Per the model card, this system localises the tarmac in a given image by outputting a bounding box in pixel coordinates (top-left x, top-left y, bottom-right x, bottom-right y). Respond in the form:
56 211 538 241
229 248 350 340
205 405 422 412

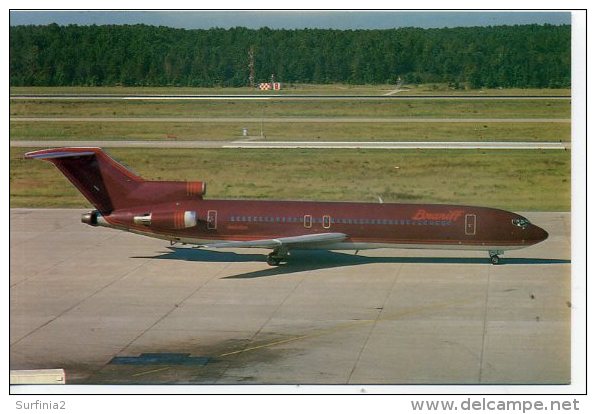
10 208 571 385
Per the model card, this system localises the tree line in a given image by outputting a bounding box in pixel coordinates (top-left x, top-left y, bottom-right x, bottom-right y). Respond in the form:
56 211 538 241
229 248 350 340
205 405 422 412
9 23 571 88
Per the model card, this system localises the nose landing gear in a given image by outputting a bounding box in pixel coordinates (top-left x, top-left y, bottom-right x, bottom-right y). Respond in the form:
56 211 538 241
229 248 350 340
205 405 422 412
489 250 504 265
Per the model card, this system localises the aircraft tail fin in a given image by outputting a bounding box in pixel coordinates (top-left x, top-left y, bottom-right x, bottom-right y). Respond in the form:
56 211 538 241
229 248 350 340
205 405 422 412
25 147 143 214
26 147 207 214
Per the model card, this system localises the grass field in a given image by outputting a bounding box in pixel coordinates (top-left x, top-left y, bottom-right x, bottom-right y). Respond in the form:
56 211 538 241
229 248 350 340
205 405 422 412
10 97 571 143
10 147 571 211
10 99 571 119
9 121 570 142
9 84 572 96
9 86 572 211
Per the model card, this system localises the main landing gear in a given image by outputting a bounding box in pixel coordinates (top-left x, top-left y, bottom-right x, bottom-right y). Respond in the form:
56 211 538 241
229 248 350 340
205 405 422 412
489 250 504 265
267 246 289 266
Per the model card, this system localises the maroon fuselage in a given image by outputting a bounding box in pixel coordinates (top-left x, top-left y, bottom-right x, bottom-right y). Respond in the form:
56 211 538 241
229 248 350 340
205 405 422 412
102 199 548 251
26 147 548 254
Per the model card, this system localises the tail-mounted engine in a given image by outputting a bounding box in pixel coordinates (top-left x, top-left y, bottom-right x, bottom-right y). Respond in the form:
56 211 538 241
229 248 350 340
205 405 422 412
129 181 207 204
81 210 99 226
133 211 198 230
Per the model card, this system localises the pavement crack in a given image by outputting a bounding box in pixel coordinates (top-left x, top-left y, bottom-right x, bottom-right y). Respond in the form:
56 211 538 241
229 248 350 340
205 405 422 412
113 261 232 360
347 263 403 384
215 267 309 383
478 266 492 383
11 259 148 346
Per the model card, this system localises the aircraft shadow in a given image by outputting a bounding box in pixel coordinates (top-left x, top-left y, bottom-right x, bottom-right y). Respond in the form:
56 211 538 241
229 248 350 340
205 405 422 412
134 248 570 279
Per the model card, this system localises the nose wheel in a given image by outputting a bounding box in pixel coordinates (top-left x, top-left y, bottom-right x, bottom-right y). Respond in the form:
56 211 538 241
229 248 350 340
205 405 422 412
267 247 289 266
489 250 504 265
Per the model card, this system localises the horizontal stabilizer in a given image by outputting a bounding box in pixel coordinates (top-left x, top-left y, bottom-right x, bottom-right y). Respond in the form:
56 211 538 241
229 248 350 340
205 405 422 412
25 149 97 160
203 232 347 249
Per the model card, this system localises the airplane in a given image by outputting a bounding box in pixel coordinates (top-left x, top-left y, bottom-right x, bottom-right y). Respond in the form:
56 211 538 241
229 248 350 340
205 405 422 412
25 147 549 266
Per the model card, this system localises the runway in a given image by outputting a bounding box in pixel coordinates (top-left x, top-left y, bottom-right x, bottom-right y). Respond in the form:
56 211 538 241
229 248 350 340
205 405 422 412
10 140 570 150
223 141 569 150
10 208 571 386
10 116 570 123
10 94 571 101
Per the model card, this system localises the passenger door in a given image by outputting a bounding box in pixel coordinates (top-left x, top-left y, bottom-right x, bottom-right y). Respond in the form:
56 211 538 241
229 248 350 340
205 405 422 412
465 214 476 235
207 210 217 230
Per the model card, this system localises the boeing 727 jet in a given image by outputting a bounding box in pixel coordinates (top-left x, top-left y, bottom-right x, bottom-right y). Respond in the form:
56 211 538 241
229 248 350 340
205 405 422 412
26 147 548 265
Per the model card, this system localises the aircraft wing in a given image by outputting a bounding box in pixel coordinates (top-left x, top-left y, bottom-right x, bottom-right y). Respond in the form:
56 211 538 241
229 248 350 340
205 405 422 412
202 232 347 249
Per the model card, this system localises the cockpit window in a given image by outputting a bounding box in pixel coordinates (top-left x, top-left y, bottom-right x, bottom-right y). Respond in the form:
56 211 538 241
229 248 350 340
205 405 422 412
512 218 531 229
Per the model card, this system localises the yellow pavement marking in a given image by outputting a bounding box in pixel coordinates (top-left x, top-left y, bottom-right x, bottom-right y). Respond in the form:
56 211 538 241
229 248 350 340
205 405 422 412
131 366 171 377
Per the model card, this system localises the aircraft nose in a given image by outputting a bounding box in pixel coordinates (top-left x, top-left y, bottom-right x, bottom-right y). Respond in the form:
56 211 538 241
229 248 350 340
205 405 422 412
532 225 549 243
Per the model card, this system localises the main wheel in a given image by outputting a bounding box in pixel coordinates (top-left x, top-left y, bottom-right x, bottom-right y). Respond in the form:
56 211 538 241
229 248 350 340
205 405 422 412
267 255 281 266
490 255 500 265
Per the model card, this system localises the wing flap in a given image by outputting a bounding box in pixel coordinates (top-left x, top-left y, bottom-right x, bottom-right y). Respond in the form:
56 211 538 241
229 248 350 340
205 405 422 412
203 232 347 249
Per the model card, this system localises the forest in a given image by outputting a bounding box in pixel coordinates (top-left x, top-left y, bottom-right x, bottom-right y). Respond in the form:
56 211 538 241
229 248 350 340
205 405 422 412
9 23 571 88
